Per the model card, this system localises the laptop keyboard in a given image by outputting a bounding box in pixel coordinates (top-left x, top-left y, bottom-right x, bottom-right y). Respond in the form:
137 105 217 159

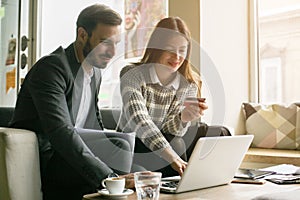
161 180 179 188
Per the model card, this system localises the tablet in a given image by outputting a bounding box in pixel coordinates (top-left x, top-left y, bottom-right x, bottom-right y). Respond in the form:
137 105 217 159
234 168 274 179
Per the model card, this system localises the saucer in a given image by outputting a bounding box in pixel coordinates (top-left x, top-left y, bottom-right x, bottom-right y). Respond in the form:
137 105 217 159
98 189 134 198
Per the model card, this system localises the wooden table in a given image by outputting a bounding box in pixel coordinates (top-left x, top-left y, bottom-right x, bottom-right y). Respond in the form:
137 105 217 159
83 181 300 200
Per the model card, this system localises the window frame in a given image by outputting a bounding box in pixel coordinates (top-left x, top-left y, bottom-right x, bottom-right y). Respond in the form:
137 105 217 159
249 0 260 103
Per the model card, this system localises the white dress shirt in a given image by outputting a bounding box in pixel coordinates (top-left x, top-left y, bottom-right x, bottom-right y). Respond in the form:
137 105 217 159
75 65 94 128
149 65 180 90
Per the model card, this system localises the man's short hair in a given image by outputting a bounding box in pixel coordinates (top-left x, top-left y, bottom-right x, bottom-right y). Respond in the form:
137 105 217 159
77 4 122 36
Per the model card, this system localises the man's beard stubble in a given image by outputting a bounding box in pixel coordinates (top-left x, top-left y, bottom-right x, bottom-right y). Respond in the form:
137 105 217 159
82 40 108 69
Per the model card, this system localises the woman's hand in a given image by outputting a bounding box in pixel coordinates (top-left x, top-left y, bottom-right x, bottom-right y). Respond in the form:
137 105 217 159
181 100 208 123
161 147 187 176
171 157 188 176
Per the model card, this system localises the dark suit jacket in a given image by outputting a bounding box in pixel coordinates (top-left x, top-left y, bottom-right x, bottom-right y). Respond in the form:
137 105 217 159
10 43 113 188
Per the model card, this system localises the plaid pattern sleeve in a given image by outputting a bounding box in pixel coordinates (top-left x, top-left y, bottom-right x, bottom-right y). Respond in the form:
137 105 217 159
161 82 198 136
119 65 197 152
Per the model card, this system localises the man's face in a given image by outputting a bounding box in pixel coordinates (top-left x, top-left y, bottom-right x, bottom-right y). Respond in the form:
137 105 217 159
83 24 121 69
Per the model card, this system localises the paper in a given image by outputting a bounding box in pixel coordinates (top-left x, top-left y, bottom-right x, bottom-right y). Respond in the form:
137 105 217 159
6 68 16 93
261 164 300 175
5 38 17 65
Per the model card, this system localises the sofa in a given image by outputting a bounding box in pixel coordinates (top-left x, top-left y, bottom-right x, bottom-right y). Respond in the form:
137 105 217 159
0 107 230 200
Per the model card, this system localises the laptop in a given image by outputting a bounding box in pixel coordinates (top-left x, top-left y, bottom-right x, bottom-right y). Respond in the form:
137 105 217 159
160 135 254 193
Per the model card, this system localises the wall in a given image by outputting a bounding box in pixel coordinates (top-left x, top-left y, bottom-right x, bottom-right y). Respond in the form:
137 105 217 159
169 0 200 43
200 0 249 134
154 0 250 134
0 0 18 106
169 0 201 91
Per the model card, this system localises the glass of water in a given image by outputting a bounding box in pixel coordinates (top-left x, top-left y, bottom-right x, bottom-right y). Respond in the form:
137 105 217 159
134 171 162 200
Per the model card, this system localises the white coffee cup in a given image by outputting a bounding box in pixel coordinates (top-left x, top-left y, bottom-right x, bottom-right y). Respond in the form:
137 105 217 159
101 177 125 194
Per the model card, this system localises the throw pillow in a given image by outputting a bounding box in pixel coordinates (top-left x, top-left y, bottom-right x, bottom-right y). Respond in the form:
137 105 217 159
242 103 300 150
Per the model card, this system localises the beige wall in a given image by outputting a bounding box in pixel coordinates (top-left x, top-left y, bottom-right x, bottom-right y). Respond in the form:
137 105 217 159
170 0 249 134
169 0 201 73
201 0 249 134
169 0 200 43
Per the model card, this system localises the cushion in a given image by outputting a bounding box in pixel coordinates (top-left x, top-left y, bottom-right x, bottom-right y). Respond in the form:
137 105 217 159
242 103 300 150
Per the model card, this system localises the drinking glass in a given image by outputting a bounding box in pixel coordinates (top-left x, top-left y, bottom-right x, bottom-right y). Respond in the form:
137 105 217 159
134 172 162 200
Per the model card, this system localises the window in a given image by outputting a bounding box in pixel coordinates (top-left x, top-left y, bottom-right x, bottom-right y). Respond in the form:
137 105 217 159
260 57 282 103
250 0 300 104
38 0 169 109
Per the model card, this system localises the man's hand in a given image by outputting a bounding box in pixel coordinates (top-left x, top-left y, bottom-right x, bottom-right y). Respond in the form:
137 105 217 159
119 173 135 189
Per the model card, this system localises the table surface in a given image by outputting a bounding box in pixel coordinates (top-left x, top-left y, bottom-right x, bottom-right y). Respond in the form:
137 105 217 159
83 181 300 200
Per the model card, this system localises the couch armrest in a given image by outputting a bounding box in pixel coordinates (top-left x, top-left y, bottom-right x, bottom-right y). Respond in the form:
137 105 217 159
0 128 42 200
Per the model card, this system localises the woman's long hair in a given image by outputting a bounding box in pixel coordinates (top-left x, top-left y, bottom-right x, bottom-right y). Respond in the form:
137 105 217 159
136 17 201 95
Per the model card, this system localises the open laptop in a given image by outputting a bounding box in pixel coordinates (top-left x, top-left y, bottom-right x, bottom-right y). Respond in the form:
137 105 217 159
160 135 254 193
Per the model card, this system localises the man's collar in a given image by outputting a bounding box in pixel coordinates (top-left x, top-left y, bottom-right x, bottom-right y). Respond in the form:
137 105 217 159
73 42 81 64
73 42 94 78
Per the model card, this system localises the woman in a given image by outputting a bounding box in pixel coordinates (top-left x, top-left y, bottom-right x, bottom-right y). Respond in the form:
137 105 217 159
118 17 208 176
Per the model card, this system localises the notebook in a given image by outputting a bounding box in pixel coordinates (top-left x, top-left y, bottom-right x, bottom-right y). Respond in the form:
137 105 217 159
160 135 254 193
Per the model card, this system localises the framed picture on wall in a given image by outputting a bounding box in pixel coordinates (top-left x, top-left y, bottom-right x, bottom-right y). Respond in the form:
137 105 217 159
124 0 168 60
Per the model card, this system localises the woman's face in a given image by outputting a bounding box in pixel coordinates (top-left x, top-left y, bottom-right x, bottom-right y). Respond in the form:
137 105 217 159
157 35 188 73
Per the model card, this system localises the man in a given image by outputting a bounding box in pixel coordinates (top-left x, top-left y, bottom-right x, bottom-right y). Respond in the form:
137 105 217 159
10 4 134 200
